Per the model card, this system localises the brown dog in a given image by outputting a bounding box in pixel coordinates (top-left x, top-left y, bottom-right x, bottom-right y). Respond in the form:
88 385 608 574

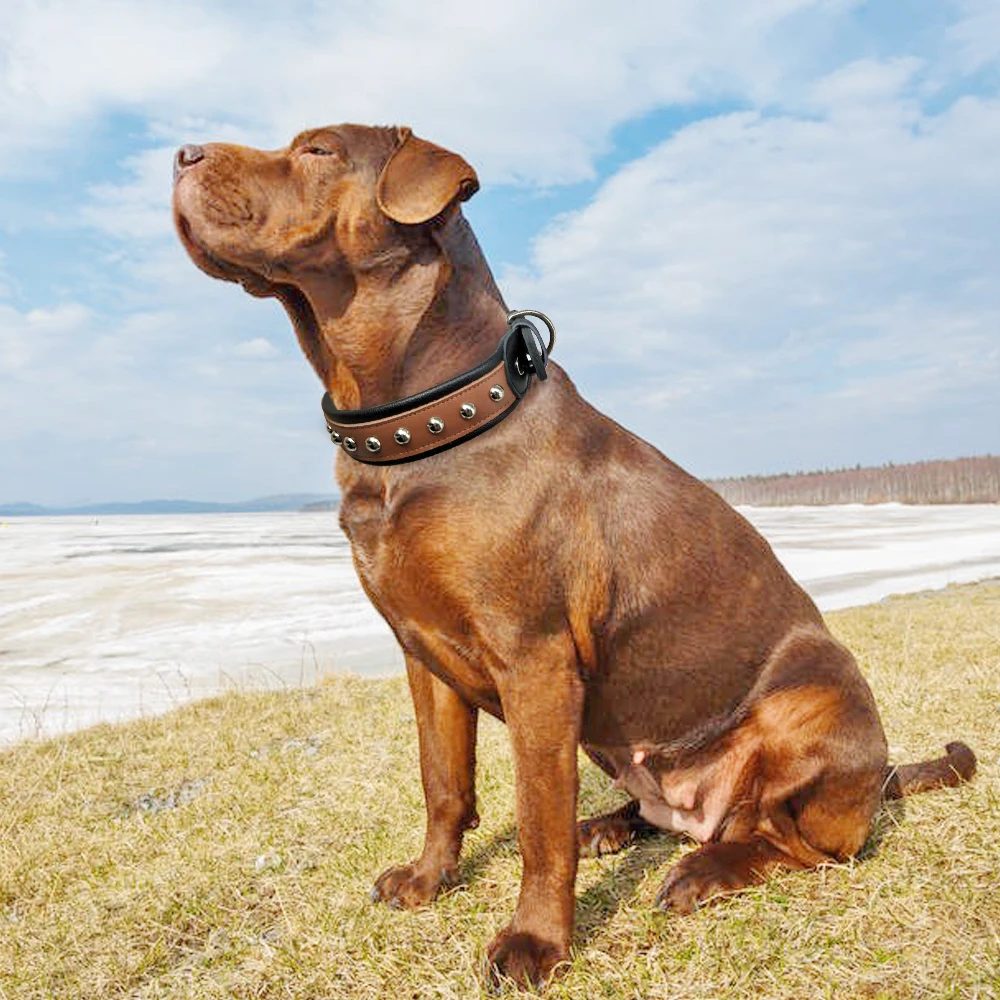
173 124 976 988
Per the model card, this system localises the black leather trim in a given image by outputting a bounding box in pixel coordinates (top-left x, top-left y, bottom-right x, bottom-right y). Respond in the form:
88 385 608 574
322 342 505 425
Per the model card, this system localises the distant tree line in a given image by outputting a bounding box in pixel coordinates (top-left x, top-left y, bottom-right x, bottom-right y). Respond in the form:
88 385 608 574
707 455 1000 506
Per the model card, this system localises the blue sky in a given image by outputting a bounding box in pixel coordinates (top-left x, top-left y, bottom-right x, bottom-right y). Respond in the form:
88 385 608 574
1 0 998 505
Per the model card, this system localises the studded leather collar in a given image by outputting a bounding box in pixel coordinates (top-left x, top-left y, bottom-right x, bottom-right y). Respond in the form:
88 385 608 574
321 311 554 465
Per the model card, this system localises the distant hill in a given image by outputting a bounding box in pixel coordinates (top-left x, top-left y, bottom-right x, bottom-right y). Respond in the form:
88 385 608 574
300 499 339 512
7 455 999 515
0 494 338 517
708 455 1000 507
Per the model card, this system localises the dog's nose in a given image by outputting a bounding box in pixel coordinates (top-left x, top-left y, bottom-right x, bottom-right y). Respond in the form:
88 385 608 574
174 144 205 180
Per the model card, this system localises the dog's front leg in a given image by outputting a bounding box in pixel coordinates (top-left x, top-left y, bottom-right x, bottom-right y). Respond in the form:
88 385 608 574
487 655 583 989
372 655 478 908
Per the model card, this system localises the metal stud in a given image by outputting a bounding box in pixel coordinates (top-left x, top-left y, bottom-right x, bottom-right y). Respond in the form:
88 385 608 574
427 417 444 434
328 428 342 444
489 385 505 402
343 437 357 452
365 437 381 453
460 402 476 420
393 428 411 445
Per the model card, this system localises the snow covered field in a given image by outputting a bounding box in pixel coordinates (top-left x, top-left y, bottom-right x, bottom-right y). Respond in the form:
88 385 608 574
2 504 999 744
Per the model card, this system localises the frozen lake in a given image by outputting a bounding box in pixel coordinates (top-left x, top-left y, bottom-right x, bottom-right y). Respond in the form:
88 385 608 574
2 504 1000 744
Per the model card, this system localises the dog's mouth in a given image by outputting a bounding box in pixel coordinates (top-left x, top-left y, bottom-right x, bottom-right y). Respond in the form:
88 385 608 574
174 212 259 289
174 211 324 371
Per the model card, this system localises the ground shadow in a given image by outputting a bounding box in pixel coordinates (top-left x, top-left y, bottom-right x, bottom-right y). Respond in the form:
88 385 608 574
453 812 683 945
574 831 682 944
456 822 519 885
859 795 906 860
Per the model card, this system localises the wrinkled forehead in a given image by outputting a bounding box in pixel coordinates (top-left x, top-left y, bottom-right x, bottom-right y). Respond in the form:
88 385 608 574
287 123 402 166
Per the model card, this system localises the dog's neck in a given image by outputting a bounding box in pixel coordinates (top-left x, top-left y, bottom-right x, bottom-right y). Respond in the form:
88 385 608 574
294 213 509 410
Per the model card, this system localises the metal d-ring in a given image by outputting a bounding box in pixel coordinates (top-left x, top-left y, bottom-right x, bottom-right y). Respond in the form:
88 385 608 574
507 309 556 356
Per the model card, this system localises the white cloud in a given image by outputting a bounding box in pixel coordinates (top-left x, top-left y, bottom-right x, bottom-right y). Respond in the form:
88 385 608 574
0 302 92 375
80 146 176 240
0 0 869 186
0 245 327 504
0 0 235 173
4 1 1000 500
234 337 278 359
808 56 925 110
501 63 1000 475
0 250 14 298
949 0 1000 73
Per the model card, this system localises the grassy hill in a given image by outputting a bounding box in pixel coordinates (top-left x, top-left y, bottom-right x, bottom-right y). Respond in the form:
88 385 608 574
1 581 998 999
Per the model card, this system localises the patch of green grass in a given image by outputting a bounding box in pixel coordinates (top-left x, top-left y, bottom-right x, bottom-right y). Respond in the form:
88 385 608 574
2 581 999 998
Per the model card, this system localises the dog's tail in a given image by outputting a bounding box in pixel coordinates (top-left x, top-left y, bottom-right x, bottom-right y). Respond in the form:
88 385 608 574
882 741 977 799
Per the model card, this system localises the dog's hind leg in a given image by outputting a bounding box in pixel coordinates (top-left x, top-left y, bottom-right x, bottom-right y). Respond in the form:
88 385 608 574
656 836 809 913
655 628 887 913
655 766 881 913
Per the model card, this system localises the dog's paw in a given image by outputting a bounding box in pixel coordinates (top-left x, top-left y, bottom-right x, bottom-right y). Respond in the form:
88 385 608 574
655 850 744 915
578 813 637 858
486 929 568 991
370 862 455 909
578 801 660 858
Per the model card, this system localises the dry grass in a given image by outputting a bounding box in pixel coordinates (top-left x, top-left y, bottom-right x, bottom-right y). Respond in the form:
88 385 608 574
2 581 999 999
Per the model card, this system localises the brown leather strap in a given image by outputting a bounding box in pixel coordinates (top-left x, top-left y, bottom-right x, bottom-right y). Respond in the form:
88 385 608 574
324 357 520 464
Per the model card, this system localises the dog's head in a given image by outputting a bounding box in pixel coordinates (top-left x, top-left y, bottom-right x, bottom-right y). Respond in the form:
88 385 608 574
173 124 481 393
173 123 478 288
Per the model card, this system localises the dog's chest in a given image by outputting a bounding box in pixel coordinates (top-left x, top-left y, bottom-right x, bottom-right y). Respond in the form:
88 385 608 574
337 480 391 574
340 474 507 707
337 476 498 667
337 483 423 619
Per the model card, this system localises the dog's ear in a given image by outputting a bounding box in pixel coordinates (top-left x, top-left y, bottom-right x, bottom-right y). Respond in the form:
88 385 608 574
376 127 479 225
